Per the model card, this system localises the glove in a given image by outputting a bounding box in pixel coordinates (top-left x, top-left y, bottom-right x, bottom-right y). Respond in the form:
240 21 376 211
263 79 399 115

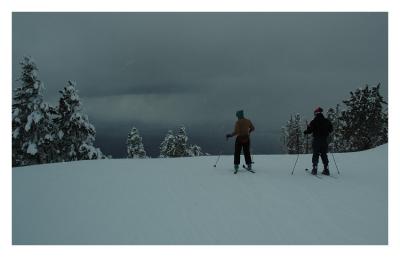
303 130 307 135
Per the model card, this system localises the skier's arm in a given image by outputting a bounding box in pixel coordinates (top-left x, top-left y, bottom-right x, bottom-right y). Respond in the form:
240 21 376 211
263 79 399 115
304 121 313 134
249 121 255 133
226 122 239 139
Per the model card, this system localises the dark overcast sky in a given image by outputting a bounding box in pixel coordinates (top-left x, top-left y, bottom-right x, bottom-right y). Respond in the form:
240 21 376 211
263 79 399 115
12 12 388 158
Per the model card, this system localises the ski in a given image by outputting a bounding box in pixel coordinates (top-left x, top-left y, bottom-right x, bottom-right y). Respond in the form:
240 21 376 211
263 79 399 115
322 174 339 179
242 165 255 173
305 168 339 179
304 168 322 179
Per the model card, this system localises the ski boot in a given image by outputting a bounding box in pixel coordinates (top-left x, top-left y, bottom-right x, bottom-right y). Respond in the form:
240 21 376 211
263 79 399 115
244 163 255 173
234 164 239 174
322 165 330 176
311 165 317 175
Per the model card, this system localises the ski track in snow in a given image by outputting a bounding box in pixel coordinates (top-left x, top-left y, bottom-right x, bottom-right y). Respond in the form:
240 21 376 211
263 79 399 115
12 145 387 244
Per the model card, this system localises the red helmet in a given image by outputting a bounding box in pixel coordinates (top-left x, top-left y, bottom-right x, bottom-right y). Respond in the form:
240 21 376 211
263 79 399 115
314 107 323 114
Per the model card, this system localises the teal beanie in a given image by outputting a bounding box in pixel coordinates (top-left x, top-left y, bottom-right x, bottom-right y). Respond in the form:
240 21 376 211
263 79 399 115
236 110 244 119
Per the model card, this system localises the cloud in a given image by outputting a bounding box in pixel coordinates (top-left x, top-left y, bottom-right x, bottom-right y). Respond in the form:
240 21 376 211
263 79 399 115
12 12 388 156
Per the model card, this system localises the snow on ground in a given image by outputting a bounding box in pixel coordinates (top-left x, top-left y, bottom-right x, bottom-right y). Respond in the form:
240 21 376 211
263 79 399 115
12 144 387 244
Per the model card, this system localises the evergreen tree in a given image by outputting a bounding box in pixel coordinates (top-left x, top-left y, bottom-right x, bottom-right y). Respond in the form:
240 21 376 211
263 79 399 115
12 56 57 166
55 80 104 161
188 144 203 157
284 115 295 154
303 119 312 154
285 114 304 154
325 105 344 152
280 126 288 154
78 143 104 160
127 127 147 158
174 126 189 157
159 130 175 158
159 126 204 157
339 83 388 151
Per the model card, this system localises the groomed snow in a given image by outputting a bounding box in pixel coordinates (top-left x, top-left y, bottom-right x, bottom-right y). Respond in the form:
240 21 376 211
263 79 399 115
12 144 387 244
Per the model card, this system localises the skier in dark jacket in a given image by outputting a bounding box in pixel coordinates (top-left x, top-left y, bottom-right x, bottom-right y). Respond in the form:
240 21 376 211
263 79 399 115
226 110 255 173
304 107 333 175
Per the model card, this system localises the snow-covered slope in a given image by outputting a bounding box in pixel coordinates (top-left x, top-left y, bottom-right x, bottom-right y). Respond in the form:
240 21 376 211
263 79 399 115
12 145 387 244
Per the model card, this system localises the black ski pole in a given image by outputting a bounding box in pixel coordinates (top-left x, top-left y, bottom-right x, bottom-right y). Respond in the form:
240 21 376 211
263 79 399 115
330 152 340 175
214 133 228 167
291 132 300 175
290 153 300 175
213 151 222 167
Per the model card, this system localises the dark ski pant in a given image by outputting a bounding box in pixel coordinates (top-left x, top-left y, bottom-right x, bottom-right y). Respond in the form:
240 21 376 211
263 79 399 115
312 137 329 167
234 136 252 165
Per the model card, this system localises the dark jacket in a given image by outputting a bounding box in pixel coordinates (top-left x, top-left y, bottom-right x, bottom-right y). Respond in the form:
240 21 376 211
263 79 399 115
304 113 333 138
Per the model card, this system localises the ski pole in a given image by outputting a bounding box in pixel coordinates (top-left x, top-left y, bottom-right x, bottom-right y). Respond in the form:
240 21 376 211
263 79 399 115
214 132 230 167
213 151 222 167
214 125 228 168
330 152 340 175
290 153 300 175
291 132 300 175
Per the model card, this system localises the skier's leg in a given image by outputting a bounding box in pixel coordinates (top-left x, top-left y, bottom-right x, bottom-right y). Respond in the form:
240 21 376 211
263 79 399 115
312 139 319 165
321 152 329 167
312 153 319 171
234 137 242 166
311 139 319 174
321 139 330 175
321 139 329 164
243 139 252 166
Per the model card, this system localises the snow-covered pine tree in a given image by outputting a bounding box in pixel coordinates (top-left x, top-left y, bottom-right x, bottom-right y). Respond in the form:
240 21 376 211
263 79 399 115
78 143 104 160
159 130 175 158
12 56 58 166
285 116 295 154
127 127 147 158
380 106 389 146
372 86 388 146
187 144 203 157
280 126 288 154
295 114 305 154
303 119 312 154
325 104 345 152
285 114 304 154
326 107 337 151
159 126 204 157
173 126 189 157
339 83 388 151
55 80 104 161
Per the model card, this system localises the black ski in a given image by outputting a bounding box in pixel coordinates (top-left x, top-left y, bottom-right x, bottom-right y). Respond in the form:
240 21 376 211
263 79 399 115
242 165 255 173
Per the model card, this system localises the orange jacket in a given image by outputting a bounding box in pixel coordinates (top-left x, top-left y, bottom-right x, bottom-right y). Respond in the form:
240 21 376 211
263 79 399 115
232 118 255 137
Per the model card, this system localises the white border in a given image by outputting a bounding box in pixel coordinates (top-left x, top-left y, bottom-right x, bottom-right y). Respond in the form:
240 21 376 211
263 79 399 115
1 1 398 257
2 0 393 12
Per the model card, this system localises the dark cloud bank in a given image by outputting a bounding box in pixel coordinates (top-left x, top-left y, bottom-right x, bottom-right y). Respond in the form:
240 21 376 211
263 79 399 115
12 13 388 157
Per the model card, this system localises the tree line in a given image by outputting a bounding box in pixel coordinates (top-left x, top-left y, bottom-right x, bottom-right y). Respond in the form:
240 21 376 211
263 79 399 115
281 84 388 154
13 56 386 166
126 126 204 159
12 57 204 167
